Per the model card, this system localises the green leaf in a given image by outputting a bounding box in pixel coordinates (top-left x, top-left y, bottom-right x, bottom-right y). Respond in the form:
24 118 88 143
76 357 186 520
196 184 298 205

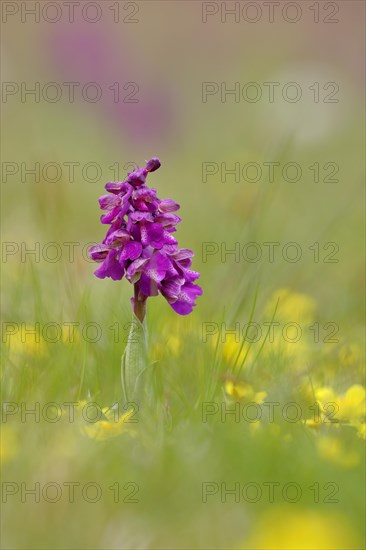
121 315 148 405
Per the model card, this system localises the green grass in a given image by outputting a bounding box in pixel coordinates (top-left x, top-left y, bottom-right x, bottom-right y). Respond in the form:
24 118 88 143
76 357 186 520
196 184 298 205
1 248 365 548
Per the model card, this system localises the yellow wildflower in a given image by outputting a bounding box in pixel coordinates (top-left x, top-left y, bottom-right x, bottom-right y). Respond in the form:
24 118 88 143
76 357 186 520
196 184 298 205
166 335 183 356
317 436 360 468
83 408 136 441
357 423 366 439
264 288 317 324
260 288 317 364
0 426 18 464
240 508 361 549
225 380 267 404
315 384 365 425
152 327 184 359
6 326 47 359
212 333 254 365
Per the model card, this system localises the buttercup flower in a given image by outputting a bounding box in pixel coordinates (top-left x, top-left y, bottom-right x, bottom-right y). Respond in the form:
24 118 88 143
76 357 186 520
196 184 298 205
224 379 267 404
0 426 18 464
240 508 361 549
315 384 365 425
83 408 137 441
89 159 202 321
316 436 360 468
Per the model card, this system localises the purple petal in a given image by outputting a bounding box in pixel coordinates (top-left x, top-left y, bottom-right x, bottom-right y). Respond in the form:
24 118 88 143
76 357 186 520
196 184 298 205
139 273 159 297
141 245 155 259
169 283 203 315
101 206 121 224
144 252 172 282
99 194 121 210
154 213 181 229
159 199 180 213
161 277 185 302
105 229 131 247
161 244 179 255
184 270 201 282
89 244 110 262
126 258 148 283
162 230 178 247
104 181 124 194
103 219 123 243
140 222 178 250
120 241 142 261
169 300 194 316
140 222 164 247
172 248 194 261
132 187 158 200
130 211 154 223
121 183 133 202
94 250 125 281
165 261 179 278
128 168 147 186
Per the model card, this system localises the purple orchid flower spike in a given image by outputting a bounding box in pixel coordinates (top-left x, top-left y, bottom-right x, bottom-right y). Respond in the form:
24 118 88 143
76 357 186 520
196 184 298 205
89 158 202 323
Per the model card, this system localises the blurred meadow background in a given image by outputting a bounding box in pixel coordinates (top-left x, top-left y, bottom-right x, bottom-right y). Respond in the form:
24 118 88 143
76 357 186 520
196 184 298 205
1 1 365 548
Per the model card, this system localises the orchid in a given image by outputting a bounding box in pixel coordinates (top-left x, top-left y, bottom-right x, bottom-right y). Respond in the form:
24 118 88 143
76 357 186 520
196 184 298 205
89 158 202 323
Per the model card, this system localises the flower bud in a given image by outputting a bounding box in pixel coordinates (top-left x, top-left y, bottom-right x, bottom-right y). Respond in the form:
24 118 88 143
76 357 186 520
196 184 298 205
145 158 161 172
